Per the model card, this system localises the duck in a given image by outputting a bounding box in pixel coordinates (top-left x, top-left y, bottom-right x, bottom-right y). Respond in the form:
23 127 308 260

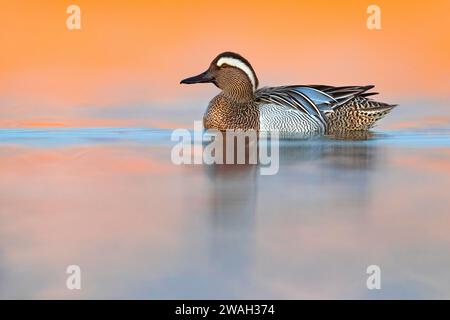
180 52 396 134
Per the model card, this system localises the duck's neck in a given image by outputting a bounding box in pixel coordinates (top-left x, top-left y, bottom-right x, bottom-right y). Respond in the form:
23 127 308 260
221 81 255 104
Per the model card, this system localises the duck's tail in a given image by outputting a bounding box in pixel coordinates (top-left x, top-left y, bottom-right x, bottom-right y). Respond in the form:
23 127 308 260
325 96 397 132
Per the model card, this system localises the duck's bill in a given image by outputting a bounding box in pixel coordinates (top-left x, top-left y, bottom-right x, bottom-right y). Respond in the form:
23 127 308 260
180 70 213 84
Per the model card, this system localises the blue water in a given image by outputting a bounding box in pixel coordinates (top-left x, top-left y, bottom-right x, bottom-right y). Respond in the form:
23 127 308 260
1 127 450 147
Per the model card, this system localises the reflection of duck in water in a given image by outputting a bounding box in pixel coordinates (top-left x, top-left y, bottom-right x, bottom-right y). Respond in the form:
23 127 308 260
181 52 396 134
202 130 380 211
201 133 381 294
202 134 258 284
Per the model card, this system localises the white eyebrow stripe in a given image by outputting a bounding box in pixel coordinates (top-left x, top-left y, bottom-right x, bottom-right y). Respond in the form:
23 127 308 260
216 57 256 91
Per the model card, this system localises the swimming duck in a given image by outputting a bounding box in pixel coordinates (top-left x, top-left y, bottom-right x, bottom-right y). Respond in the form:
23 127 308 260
180 52 396 134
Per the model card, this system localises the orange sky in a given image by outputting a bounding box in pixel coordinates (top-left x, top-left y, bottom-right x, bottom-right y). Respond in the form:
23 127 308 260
1 0 449 127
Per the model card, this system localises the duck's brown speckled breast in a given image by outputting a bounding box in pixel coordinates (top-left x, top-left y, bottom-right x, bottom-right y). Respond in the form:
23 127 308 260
203 95 260 131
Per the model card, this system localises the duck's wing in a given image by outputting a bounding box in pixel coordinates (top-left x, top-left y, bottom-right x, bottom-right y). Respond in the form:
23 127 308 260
255 85 377 125
305 85 377 107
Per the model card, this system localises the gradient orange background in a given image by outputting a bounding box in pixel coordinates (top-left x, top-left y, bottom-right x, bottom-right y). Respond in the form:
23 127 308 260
1 0 449 127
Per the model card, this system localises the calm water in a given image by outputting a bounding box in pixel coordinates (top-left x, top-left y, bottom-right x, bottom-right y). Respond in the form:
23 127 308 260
1 126 450 299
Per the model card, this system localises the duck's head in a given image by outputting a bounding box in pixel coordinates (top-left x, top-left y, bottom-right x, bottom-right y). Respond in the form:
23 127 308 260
180 52 259 97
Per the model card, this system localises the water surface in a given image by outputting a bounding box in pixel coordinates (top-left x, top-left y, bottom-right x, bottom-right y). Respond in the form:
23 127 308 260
1 127 450 299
